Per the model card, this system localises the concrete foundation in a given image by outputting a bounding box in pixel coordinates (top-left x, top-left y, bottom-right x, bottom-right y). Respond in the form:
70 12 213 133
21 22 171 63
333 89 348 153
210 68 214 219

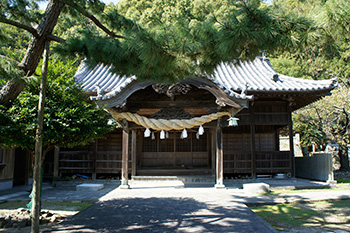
76 183 104 191
0 180 13 191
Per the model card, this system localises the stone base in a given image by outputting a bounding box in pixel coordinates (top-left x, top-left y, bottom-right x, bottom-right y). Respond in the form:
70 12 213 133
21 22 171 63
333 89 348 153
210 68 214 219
214 184 226 189
243 182 270 194
119 184 130 189
76 184 104 191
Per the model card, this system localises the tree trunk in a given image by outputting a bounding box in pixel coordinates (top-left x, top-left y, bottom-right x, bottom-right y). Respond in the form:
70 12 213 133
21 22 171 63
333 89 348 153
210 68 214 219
0 78 26 107
31 41 49 233
340 144 350 171
0 0 64 106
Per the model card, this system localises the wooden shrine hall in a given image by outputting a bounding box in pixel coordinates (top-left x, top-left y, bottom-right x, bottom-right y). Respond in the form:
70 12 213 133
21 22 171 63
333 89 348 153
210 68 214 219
56 57 336 188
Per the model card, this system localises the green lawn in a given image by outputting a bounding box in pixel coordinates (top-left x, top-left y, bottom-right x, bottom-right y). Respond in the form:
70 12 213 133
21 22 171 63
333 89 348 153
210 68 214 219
0 200 93 212
269 178 350 195
250 199 350 232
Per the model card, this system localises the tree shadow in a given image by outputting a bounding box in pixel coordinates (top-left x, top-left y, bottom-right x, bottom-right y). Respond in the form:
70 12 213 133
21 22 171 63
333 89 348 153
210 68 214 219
45 196 273 232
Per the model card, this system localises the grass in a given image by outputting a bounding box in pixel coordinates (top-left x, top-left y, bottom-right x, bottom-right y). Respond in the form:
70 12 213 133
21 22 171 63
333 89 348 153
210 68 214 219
336 178 350 184
250 199 350 232
269 178 350 195
0 200 93 212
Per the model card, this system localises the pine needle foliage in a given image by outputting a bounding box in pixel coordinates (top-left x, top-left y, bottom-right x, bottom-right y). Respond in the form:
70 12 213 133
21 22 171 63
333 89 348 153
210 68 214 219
55 0 317 83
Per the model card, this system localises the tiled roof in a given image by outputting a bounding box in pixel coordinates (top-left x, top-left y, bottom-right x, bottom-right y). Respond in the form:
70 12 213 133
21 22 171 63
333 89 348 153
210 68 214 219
74 62 136 94
212 58 336 93
75 57 336 100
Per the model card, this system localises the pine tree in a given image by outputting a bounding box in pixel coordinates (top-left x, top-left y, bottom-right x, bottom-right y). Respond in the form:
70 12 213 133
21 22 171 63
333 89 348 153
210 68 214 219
1 0 317 106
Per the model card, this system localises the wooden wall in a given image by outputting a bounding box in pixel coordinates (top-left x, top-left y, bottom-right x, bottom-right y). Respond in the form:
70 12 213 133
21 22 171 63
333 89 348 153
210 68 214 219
57 131 131 178
222 100 292 176
0 147 15 183
53 100 293 178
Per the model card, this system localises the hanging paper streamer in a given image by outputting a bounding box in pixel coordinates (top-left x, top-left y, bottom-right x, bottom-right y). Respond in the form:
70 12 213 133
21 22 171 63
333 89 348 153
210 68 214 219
228 117 239 126
144 128 151 137
181 129 188 139
160 130 165 139
151 132 155 140
166 131 169 138
198 125 204 135
196 132 199 139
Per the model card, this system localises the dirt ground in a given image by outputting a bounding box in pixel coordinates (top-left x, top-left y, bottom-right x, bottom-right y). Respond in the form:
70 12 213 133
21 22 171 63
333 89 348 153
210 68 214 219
0 202 86 233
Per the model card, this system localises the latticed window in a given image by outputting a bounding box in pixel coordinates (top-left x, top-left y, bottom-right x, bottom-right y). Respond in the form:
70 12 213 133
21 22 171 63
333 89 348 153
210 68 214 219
143 134 157 152
143 131 208 153
159 132 174 152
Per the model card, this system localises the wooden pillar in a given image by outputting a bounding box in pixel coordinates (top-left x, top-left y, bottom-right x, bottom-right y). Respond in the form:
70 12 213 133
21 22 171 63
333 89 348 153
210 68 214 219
288 105 295 177
250 103 256 179
215 123 225 189
275 129 280 151
211 129 216 175
119 126 130 189
131 130 137 177
92 140 97 180
53 147 60 179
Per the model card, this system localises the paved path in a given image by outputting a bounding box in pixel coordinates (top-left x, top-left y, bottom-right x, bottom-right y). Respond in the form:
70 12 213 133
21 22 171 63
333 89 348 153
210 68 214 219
46 187 277 233
1 179 349 232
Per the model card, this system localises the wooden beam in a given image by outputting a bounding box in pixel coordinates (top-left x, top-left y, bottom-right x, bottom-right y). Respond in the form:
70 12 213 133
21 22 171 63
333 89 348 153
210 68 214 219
92 140 97 180
127 100 217 109
120 126 130 189
288 103 295 177
250 103 256 178
215 121 225 189
53 147 60 179
131 130 137 177
211 129 216 175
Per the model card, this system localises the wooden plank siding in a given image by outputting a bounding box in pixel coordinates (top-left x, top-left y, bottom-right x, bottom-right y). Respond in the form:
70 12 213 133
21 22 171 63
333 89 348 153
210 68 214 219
0 147 15 182
236 101 289 126
223 133 291 175
58 131 132 177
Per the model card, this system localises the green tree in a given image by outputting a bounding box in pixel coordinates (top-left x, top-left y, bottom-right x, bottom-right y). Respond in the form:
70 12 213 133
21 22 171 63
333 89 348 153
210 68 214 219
268 0 350 169
293 84 350 169
0 58 114 157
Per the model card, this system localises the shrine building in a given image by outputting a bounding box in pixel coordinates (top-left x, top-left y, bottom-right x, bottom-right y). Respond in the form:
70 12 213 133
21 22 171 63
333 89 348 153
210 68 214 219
56 57 336 188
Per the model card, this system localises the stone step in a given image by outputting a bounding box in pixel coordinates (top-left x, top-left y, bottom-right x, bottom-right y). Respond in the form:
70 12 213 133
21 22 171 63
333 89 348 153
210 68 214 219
76 183 104 191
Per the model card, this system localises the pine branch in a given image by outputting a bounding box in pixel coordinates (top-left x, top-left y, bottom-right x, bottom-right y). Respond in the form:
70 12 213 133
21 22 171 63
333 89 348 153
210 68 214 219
57 0 125 39
239 0 261 24
0 55 20 65
48 34 65 43
0 16 38 37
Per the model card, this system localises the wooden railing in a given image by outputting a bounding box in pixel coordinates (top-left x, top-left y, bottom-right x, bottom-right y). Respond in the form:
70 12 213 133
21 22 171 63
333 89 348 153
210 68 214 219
224 150 291 174
256 151 291 173
223 150 252 173
59 150 132 175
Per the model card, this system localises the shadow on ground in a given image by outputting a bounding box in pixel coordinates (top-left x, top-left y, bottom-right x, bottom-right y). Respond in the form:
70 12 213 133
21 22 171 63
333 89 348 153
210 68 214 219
46 197 272 232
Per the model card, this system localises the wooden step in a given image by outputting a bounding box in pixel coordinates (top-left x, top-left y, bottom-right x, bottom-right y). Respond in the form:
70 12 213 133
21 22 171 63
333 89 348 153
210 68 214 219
136 168 213 176
131 175 215 184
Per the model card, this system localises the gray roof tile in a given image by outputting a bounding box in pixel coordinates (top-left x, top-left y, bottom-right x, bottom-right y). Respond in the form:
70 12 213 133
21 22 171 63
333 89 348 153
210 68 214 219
75 57 336 99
